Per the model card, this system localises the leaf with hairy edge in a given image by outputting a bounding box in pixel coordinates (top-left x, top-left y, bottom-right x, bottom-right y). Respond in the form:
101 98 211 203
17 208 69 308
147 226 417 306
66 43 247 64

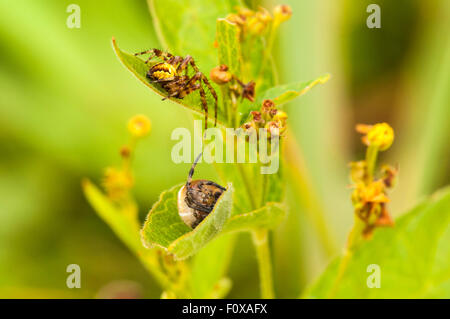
141 183 192 249
215 19 243 125
112 38 226 128
222 202 286 233
303 187 450 298
141 183 233 260
168 183 233 259
258 74 330 106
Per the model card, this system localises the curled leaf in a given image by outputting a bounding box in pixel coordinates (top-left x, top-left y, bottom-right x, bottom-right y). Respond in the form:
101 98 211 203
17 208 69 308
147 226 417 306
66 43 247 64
141 183 233 260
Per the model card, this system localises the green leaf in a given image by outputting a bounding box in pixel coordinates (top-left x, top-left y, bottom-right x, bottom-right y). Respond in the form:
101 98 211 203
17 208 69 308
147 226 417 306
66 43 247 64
112 38 226 128
141 183 233 260
304 186 450 298
222 202 286 233
190 234 236 298
148 0 242 73
258 74 330 106
82 179 173 289
140 183 192 249
82 179 142 253
216 19 243 77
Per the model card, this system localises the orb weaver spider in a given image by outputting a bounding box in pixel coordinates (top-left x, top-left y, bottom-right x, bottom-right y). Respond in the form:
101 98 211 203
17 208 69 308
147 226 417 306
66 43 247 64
177 153 226 228
134 49 218 130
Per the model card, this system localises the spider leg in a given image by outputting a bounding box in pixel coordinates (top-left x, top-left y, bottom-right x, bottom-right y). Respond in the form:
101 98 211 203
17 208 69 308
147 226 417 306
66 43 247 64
197 82 209 131
134 49 159 64
178 72 208 130
204 181 226 191
184 195 212 213
200 74 218 127
134 49 174 64
186 59 219 127
177 55 193 73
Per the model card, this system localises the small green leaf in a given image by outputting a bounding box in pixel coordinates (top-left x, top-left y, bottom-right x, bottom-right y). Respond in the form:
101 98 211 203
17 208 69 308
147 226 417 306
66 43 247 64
168 183 233 259
258 74 330 106
222 202 286 233
141 183 233 260
82 179 175 290
304 186 450 298
190 234 236 298
140 183 191 249
216 19 243 77
112 38 226 127
82 179 142 253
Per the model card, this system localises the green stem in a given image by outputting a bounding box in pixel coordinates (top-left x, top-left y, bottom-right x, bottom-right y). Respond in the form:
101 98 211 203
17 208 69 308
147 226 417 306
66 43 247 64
329 145 380 297
365 145 379 183
255 21 280 85
236 160 274 299
252 229 275 299
237 163 258 210
328 216 365 298
285 138 337 256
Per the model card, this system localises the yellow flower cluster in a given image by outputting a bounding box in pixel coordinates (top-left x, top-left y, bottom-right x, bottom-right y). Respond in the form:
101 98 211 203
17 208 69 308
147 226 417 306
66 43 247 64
242 99 288 138
350 123 397 238
226 5 292 36
102 167 133 201
102 114 151 202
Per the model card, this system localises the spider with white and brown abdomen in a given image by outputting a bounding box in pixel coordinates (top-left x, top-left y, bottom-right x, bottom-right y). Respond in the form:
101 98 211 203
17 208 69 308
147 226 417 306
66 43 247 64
134 49 218 130
177 153 226 229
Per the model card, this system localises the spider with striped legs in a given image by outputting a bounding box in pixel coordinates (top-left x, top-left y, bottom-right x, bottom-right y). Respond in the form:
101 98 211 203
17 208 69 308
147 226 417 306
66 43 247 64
134 49 218 129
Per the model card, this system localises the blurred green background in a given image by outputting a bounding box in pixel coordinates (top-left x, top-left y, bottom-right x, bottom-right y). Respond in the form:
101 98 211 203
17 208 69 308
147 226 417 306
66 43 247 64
0 0 448 298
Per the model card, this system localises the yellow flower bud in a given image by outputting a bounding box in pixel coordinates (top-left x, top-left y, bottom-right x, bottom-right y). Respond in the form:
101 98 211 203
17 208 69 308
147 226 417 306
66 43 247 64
366 123 394 151
256 7 272 23
265 121 280 137
226 13 245 26
128 114 151 138
349 161 367 183
356 122 394 151
210 65 232 85
272 110 288 123
247 16 267 35
273 5 292 23
102 167 133 200
241 121 258 139
237 7 254 18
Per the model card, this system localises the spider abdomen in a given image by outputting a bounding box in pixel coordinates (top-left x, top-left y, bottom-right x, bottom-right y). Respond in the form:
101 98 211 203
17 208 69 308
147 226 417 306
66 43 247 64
177 180 225 229
148 62 177 80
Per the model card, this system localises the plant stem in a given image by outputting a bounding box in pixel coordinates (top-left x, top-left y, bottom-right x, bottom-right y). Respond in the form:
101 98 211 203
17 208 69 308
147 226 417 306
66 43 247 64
236 163 275 299
329 144 380 297
328 216 365 298
365 145 378 183
252 229 275 299
237 163 258 210
285 136 337 256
